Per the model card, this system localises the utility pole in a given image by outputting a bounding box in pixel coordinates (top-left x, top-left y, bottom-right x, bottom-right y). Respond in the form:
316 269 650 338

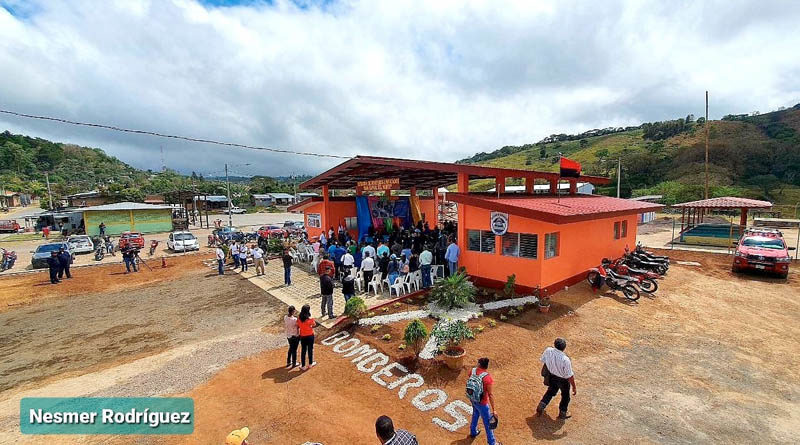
45 172 54 210
616 158 621 198
705 91 710 199
225 163 232 227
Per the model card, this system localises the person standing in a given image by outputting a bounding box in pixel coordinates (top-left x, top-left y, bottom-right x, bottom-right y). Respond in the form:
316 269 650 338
122 248 138 273
282 249 293 286
253 244 265 276
342 272 355 303
57 247 72 279
47 251 60 284
284 306 300 369
445 237 460 277
319 232 327 250
239 242 249 272
105 236 114 255
377 241 389 259
230 241 240 270
420 246 433 289
378 251 390 281
42 225 50 239
215 245 225 275
537 338 576 419
467 357 500 445
320 273 335 319
318 254 335 278
342 248 354 278
361 252 375 289
362 243 376 262
297 304 317 370
99 222 106 237
375 415 418 445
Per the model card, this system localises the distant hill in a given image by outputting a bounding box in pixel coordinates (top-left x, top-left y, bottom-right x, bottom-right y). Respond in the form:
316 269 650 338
458 104 800 214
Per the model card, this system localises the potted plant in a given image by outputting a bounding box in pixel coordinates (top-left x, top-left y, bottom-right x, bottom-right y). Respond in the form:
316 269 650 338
403 319 429 360
429 272 476 310
344 296 368 325
504 274 517 299
432 320 473 370
537 287 551 313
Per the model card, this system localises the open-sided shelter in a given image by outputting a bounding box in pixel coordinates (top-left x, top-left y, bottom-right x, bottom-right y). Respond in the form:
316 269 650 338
291 156 662 290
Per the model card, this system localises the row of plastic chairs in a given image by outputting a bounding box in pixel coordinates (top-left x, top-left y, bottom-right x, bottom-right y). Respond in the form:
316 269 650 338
353 268 440 296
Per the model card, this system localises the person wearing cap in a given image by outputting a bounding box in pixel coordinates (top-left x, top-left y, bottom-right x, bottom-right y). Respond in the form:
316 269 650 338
537 337 577 419
375 415 418 445
469 357 500 445
225 426 250 445
47 251 61 284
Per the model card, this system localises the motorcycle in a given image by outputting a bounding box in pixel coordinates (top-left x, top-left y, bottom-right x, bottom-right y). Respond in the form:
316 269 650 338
94 244 105 261
587 260 641 301
624 248 668 275
610 258 659 294
149 240 159 256
635 243 670 264
1 248 17 272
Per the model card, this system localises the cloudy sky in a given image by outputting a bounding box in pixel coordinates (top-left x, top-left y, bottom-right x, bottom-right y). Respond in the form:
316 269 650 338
1 0 799 177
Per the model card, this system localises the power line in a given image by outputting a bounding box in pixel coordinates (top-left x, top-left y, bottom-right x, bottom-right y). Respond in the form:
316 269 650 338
0 108 351 159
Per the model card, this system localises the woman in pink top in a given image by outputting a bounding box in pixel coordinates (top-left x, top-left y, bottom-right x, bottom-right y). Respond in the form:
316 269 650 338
284 306 300 369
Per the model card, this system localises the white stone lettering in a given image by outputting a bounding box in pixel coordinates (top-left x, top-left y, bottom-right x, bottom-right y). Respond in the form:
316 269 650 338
332 338 361 354
412 388 448 411
321 331 350 345
343 344 377 363
394 373 425 399
433 400 473 432
371 362 408 387
356 353 389 373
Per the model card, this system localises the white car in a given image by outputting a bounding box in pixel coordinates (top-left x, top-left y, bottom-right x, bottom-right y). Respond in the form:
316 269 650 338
225 206 247 214
167 231 199 251
67 235 94 254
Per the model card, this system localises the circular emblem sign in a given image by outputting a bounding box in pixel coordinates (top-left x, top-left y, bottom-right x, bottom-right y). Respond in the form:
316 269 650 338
490 212 509 236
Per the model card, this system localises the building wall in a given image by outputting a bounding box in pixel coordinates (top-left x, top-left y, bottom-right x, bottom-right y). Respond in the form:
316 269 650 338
303 196 437 240
70 196 111 207
84 209 173 236
459 205 638 290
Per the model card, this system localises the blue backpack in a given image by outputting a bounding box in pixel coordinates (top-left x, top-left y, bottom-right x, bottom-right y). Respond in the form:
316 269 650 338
466 368 488 405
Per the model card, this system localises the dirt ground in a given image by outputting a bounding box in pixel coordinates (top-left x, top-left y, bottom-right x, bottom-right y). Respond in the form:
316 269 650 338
164 250 799 445
0 253 284 394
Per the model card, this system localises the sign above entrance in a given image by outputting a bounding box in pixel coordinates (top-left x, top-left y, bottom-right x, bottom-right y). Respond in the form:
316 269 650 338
357 177 400 192
490 212 509 236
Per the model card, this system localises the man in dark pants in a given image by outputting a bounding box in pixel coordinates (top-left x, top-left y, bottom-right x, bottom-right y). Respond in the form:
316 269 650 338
57 247 72 279
47 251 60 284
537 337 577 419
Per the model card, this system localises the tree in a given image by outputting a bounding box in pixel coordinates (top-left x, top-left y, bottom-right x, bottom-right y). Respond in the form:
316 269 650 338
539 147 546 159
403 319 429 359
579 139 589 148
749 174 781 198
685 114 695 124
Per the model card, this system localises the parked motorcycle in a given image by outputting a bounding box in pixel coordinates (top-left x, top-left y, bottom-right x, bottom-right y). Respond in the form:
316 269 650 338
624 249 668 275
94 244 105 261
1 248 17 272
635 243 670 264
587 260 641 301
610 258 658 294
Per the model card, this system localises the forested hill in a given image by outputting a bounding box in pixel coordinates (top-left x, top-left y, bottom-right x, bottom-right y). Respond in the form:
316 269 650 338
458 104 800 213
0 131 298 207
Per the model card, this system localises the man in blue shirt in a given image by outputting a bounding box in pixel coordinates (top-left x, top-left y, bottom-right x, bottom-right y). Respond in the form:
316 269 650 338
445 237 460 277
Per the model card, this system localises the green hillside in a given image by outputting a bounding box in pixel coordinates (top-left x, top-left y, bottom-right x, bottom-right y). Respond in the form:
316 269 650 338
459 105 800 215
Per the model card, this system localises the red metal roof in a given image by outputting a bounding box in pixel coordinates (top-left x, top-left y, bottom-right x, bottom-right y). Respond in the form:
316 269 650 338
299 155 610 190
447 193 663 224
671 197 772 209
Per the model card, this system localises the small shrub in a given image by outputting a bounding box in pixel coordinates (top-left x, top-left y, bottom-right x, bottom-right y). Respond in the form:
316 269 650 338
429 272 476 309
515 305 524 312
393 302 402 308
488 319 497 327
476 325 485 333
367 311 376 317
508 308 518 316
398 343 407 350
504 274 517 299
403 319 429 359
499 314 508 321
382 307 390 312
432 320 473 353
382 334 391 341
370 324 382 333
344 297 367 320
404 299 414 304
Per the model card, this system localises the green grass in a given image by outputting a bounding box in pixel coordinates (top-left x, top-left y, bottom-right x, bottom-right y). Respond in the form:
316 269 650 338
0 232 45 243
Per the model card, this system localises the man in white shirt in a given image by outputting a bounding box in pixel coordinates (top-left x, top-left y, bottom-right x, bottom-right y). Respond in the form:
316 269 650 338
230 242 240 270
419 246 433 289
252 244 266 276
342 250 355 277
362 243 376 261
537 338 576 419
361 252 375 287
238 242 249 272
215 246 225 275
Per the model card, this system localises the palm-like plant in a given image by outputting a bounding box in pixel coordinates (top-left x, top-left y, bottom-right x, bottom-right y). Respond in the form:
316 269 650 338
429 272 476 310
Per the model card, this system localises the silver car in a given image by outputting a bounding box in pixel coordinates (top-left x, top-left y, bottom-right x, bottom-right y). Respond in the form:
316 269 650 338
167 231 199 251
67 235 95 254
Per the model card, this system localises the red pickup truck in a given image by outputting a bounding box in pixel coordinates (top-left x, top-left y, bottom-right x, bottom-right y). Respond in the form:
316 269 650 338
732 228 794 278
0 220 20 233
118 232 145 250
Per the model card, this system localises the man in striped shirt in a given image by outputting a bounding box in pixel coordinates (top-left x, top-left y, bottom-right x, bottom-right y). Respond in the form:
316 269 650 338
375 415 418 445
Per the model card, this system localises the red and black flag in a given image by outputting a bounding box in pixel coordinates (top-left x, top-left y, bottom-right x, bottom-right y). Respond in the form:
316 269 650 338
559 157 581 178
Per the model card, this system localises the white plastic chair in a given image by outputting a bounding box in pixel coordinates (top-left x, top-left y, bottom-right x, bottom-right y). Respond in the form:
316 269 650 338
382 275 392 293
354 269 364 293
390 276 405 296
368 274 383 295
311 253 320 272
411 270 422 291
429 267 437 285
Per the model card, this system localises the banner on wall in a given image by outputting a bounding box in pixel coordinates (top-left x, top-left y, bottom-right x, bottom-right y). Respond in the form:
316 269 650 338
357 177 400 192
307 213 321 228
367 197 411 231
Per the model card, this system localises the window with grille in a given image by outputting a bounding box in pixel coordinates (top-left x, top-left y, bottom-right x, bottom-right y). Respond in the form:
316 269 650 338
614 221 621 239
622 220 628 237
467 230 495 253
502 233 538 259
545 232 559 259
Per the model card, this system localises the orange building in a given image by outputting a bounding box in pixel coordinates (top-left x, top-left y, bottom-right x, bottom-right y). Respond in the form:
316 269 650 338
290 156 662 292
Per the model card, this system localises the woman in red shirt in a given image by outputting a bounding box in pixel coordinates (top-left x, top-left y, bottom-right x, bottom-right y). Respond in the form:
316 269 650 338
296 304 318 370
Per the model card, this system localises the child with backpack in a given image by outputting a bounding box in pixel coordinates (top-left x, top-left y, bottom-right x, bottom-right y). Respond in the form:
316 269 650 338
466 357 501 445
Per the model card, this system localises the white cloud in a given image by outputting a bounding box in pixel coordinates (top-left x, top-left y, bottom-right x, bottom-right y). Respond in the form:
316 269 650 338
0 0 799 175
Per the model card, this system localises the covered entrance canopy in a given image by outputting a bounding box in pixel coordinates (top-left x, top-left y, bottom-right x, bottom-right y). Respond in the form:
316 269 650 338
672 196 772 232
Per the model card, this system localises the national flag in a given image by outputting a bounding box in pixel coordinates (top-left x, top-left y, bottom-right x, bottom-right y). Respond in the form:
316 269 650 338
560 157 581 178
